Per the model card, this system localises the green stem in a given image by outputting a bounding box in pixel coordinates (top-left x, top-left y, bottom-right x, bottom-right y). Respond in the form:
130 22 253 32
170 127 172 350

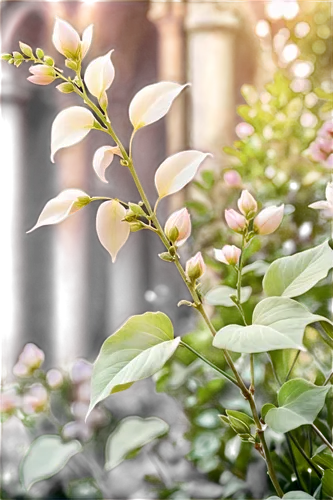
286 434 308 491
68 78 284 498
180 341 238 387
285 350 301 382
324 369 333 385
288 433 322 479
311 423 333 453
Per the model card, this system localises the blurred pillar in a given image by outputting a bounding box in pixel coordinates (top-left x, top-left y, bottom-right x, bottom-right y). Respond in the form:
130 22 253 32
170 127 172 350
185 1 241 164
150 0 188 212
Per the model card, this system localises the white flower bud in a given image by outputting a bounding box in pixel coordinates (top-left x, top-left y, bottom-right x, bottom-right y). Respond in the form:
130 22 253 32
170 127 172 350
214 245 241 266
254 205 284 235
165 208 191 246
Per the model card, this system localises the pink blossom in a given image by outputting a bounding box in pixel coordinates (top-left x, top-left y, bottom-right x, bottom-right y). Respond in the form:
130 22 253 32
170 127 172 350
185 252 206 281
224 209 247 233
214 245 241 266
224 170 242 187
254 205 284 235
165 208 191 246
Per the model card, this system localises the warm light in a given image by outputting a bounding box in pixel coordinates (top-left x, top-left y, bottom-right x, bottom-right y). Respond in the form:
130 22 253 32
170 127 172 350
293 60 314 78
266 1 284 20
305 93 318 108
281 43 299 63
256 20 270 38
300 112 317 128
283 1 299 20
295 21 310 38
260 92 271 104
291 78 311 93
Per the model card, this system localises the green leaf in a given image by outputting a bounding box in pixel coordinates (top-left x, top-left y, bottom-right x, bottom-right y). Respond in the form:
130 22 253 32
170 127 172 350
242 260 269 276
261 403 276 420
322 469 333 498
267 492 315 499
105 416 169 470
205 286 252 307
20 435 81 490
213 297 332 353
225 410 254 427
312 445 333 470
264 379 330 433
88 312 180 416
263 241 333 298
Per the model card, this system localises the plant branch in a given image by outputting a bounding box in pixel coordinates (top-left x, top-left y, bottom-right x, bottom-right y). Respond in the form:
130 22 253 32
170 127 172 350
311 423 333 453
288 433 322 479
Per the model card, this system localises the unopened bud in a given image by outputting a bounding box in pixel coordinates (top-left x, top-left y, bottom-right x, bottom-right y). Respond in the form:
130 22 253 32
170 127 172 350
235 122 254 139
158 252 174 262
28 65 56 86
185 251 205 281
71 359 92 384
225 209 247 233
254 205 284 235
224 170 242 187
36 48 44 59
0 388 19 415
44 56 54 66
14 343 45 376
1 53 12 61
56 82 75 94
237 190 257 218
129 221 145 232
46 369 64 389
65 59 78 71
128 203 146 217
214 245 241 266
19 42 33 58
22 384 48 414
165 208 191 246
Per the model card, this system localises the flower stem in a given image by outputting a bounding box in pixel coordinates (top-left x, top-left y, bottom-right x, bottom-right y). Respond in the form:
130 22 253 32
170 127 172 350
180 341 238 386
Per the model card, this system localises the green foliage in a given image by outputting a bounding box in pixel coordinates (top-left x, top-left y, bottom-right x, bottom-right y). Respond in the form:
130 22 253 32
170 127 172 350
205 285 252 307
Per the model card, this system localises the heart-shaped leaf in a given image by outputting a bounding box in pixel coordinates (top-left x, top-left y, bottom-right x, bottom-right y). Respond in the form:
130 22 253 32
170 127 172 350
20 435 81 490
264 379 330 433
205 286 252 307
213 297 332 353
105 416 169 470
312 445 333 470
88 312 180 417
263 240 333 298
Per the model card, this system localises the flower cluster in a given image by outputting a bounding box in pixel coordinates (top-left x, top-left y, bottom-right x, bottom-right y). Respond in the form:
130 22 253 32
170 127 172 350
308 121 333 169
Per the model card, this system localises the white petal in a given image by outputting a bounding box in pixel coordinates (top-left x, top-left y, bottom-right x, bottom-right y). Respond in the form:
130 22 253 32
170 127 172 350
27 189 89 233
309 200 331 210
96 200 130 262
213 249 228 264
129 82 189 130
81 24 93 59
52 18 80 58
92 146 119 183
51 106 95 162
325 182 333 205
155 150 211 199
84 50 115 100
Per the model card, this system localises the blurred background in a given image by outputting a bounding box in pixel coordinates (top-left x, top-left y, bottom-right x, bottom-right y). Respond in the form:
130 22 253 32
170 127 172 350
1 0 332 499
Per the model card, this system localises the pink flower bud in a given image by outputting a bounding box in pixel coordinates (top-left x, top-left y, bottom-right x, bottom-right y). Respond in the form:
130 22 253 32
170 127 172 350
71 359 92 384
224 209 247 233
318 121 333 139
254 205 284 235
223 170 242 187
27 65 56 86
309 141 327 163
0 388 19 414
185 252 206 281
164 208 191 246
13 362 29 378
19 344 44 372
317 136 332 155
22 384 48 414
237 190 258 217
235 122 254 139
323 154 333 170
46 369 64 389
214 245 241 266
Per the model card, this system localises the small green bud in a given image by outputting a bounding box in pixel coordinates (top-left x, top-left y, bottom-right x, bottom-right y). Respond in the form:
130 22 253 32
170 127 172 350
19 42 33 58
56 82 75 94
13 51 23 60
168 246 177 257
14 60 23 67
65 59 78 71
159 252 174 262
1 53 13 61
129 221 145 232
123 210 137 222
44 56 54 66
36 48 44 60
128 203 146 217
167 226 179 244
8 58 14 65
228 416 251 435
219 415 230 425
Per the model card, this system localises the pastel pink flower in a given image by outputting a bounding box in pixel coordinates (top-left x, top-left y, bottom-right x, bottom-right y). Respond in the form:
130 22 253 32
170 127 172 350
254 205 284 235
237 190 258 217
224 170 242 187
224 209 247 233
214 245 241 266
185 252 206 281
164 208 191 246
27 65 56 86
